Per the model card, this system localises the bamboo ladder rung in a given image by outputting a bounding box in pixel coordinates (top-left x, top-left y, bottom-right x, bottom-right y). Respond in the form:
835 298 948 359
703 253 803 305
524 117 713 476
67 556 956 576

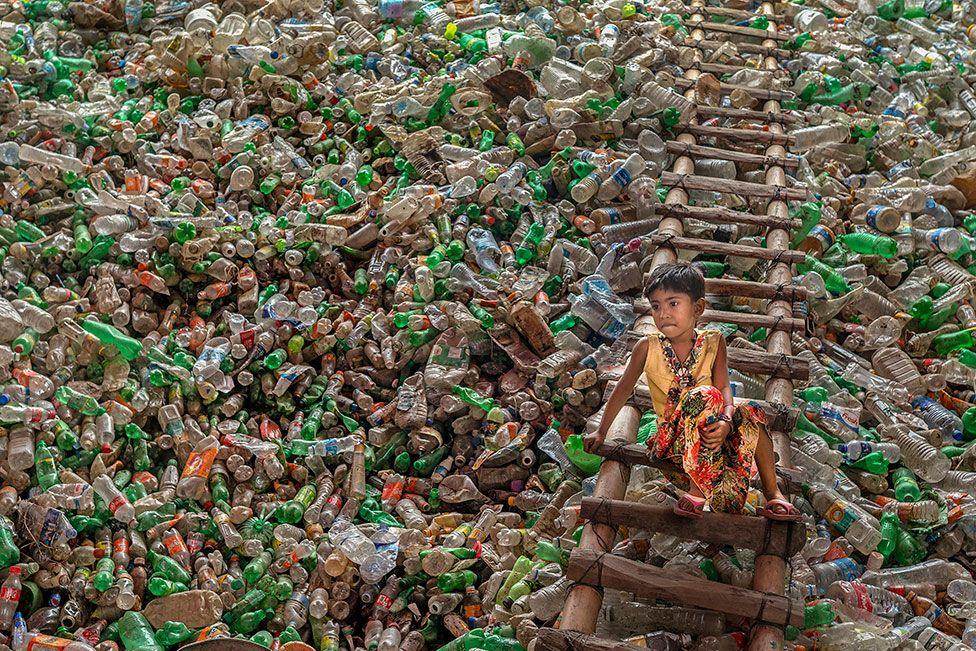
683 37 791 57
659 172 809 200
681 125 796 146
688 61 791 77
704 277 808 301
698 21 792 41
695 106 803 124
600 342 809 379
643 233 806 263
579 496 806 556
651 203 799 230
673 77 795 101
665 141 799 168
567 549 805 628
675 4 786 21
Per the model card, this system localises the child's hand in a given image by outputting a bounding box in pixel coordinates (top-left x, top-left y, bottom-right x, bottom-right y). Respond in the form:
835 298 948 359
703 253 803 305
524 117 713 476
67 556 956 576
701 420 731 450
583 429 607 454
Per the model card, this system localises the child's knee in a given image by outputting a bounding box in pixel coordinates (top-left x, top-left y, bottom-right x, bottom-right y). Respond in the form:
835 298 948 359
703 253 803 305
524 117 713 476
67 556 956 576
689 385 724 404
693 384 725 402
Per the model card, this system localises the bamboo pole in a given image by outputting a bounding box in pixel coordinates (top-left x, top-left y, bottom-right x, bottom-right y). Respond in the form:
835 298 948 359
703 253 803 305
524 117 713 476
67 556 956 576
673 77 794 100
749 5 795 650
557 406 639 632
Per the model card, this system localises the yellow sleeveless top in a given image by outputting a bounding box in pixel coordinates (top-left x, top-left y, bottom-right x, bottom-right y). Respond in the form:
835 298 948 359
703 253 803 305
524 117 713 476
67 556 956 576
643 329 722 418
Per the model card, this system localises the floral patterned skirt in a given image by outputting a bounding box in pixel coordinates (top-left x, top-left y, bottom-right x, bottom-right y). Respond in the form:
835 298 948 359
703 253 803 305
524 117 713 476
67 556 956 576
650 385 764 514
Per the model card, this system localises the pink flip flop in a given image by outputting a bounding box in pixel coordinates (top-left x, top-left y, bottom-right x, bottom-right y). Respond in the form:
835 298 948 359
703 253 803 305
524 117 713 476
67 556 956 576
673 493 706 518
758 498 802 522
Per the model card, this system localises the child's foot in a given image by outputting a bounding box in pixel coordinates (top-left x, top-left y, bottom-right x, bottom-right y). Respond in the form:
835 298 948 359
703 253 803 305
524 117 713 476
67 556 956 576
673 493 706 518
758 493 802 521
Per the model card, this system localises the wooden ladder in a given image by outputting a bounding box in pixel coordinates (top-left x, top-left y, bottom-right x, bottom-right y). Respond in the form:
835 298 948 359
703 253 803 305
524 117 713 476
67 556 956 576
543 1 806 649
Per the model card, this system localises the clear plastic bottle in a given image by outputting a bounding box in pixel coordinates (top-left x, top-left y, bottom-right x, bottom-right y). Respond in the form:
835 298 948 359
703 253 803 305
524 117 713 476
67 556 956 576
881 424 950 483
0 566 22 630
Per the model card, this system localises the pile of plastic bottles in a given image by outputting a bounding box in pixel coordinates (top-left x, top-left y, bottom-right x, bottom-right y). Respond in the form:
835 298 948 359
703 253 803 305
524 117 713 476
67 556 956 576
9 0 976 645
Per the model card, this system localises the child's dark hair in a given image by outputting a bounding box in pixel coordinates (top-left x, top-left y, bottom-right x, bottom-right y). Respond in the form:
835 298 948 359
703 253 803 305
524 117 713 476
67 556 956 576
645 262 705 301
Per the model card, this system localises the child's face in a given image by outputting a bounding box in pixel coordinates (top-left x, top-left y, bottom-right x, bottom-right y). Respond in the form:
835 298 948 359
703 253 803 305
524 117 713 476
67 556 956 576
648 289 704 340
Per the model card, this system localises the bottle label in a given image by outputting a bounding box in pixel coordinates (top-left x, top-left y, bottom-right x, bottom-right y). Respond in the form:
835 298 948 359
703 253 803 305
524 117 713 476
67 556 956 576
181 446 219 480
27 635 73 651
849 581 873 612
865 205 890 229
375 593 394 609
823 499 857 533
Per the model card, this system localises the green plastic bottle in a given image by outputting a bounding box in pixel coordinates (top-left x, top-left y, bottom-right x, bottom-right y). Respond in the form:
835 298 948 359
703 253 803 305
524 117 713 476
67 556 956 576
803 601 835 628
118 611 163 651
877 510 900 561
147 576 187 597
849 451 888 475
564 435 602 476
93 557 115 592
244 550 273 584
892 468 921 502
797 255 851 294
933 329 976 356
154 621 195 647
81 319 144 360
838 233 898 258
277 485 317 524
438 570 477 592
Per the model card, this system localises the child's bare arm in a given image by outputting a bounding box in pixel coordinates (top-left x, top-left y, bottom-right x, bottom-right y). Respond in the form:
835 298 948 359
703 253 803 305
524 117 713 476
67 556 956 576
701 336 735 449
583 338 648 453
711 336 734 410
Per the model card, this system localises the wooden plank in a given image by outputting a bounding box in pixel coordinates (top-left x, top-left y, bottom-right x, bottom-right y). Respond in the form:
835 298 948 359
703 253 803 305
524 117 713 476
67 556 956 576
538 630 645 651
682 124 795 146
645 232 806 263
699 20 791 41
567 549 805 628
580 497 806 556
651 203 798 230
696 106 803 124
665 141 799 169
660 171 809 200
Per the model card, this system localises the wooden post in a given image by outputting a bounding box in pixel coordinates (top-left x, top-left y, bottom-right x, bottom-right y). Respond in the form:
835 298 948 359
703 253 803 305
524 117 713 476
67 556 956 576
558 406 639 633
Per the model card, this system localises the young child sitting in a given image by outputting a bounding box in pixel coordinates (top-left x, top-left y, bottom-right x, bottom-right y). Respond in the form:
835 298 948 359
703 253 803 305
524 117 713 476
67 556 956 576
584 262 800 520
